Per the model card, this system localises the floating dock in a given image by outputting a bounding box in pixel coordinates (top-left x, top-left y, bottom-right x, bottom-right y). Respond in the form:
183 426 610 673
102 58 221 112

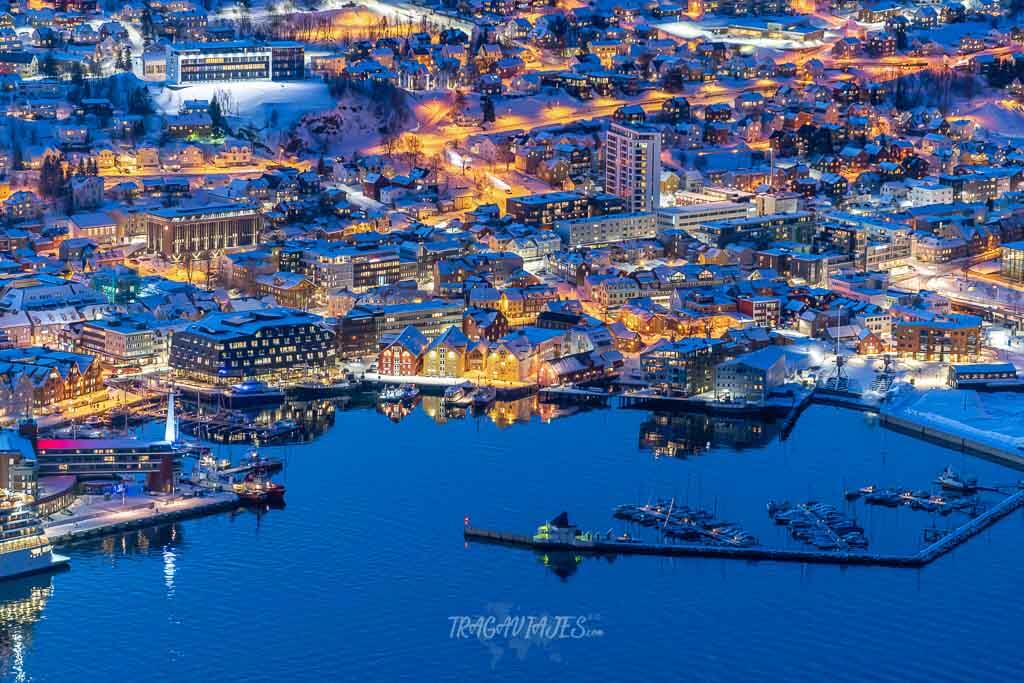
465 489 1024 569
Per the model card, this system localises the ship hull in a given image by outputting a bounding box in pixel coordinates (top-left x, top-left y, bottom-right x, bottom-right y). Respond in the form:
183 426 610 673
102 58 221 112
0 547 69 583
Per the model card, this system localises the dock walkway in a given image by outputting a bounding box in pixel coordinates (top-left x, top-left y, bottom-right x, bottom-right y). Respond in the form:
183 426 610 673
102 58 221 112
45 492 238 546
465 489 1024 568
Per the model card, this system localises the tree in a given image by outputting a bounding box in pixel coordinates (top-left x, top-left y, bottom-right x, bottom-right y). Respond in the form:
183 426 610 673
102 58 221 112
481 96 496 124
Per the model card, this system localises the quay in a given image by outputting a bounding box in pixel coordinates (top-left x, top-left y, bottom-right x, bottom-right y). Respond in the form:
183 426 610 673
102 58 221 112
45 491 239 547
464 488 1024 569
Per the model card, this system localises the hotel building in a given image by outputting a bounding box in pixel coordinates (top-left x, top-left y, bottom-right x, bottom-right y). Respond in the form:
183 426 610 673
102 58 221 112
169 308 336 383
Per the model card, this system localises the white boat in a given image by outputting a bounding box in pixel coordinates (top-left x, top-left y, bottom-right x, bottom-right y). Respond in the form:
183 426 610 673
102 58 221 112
378 384 419 403
443 382 475 407
935 466 978 493
0 491 69 581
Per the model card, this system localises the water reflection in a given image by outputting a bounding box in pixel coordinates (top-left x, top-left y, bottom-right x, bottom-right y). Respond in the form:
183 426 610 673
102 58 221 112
181 399 338 444
639 411 780 458
0 574 55 682
86 524 185 558
376 395 583 427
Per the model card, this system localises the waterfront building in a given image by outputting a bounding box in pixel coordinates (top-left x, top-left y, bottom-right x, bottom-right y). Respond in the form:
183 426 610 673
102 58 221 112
377 326 427 376
893 315 982 363
145 204 262 261
337 300 464 359
169 308 335 383
947 362 1019 388
713 347 788 403
605 121 661 213
422 326 473 378
33 438 181 491
640 338 725 396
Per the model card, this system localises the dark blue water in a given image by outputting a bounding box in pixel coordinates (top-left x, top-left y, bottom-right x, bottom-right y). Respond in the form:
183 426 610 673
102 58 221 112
2 401 1022 682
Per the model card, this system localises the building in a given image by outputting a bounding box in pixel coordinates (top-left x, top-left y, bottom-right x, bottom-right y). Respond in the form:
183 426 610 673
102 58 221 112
0 348 107 420
165 41 305 84
146 204 262 260
169 308 335 383
1001 241 1024 282
713 347 788 403
555 212 656 248
422 326 473 378
337 300 464 358
605 121 661 213
34 438 181 490
947 363 1019 388
893 315 982 363
378 326 427 376
656 202 753 232
640 338 724 396
76 315 170 369
506 192 589 228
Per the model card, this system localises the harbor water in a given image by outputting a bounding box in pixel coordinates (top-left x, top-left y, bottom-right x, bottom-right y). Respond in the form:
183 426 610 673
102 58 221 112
2 401 1023 682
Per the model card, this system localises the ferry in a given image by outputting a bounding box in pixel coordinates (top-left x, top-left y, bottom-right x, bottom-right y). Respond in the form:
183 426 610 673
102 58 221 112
0 490 69 581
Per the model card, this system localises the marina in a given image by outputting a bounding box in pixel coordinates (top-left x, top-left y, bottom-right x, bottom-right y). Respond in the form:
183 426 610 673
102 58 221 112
465 486 1024 568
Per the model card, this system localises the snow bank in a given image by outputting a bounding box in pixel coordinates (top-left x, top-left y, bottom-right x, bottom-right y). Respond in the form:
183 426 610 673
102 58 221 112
888 389 1024 451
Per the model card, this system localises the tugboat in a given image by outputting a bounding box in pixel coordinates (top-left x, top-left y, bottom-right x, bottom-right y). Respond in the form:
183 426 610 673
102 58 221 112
935 465 978 493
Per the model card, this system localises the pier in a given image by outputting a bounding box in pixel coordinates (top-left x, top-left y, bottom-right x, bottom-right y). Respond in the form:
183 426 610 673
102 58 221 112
464 489 1024 568
45 491 239 546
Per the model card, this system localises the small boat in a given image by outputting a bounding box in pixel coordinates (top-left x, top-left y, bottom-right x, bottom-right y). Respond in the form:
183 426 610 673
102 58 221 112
471 386 497 407
443 382 475 407
935 465 978 493
378 384 420 403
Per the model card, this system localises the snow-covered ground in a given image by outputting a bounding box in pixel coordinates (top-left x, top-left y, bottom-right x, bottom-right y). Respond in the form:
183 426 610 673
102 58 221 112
152 81 335 129
958 100 1024 140
887 389 1024 453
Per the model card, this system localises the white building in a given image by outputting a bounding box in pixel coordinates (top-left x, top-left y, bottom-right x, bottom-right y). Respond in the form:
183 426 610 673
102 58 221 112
605 121 661 213
907 180 955 207
656 202 754 233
